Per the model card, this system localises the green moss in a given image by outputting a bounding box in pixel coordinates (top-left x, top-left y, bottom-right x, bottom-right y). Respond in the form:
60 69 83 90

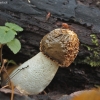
74 34 100 67
90 34 99 46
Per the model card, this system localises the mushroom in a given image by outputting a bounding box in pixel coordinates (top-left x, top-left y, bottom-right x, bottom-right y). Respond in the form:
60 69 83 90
4 28 79 95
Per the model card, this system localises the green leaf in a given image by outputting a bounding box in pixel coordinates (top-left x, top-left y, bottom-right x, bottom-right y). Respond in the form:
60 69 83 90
7 60 17 66
7 39 21 54
5 22 23 32
0 26 17 35
7 29 17 35
0 29 15 44
0 26 10 31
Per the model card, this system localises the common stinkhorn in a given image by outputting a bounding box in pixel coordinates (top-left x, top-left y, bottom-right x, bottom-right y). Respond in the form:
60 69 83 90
3 28 79 95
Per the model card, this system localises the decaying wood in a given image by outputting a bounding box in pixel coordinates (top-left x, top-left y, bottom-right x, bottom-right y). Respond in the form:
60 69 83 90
0 0 100 99
0 0 100 61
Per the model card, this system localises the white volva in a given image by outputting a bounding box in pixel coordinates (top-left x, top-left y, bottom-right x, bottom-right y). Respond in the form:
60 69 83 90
8 52 59 94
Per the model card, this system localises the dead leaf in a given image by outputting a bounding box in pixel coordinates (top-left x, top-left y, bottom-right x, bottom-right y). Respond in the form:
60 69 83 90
0 88 23 95
70 88 100 100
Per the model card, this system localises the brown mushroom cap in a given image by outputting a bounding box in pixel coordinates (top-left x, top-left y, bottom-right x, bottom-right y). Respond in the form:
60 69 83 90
40 28 79 67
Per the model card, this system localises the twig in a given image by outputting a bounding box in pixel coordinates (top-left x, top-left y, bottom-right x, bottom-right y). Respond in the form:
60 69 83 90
0 44 3 66
11 82 14 100
1 59 15 100
0 58 6 74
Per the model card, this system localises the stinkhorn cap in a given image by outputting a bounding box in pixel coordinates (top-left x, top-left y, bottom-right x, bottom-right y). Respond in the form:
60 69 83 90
40 28 79 67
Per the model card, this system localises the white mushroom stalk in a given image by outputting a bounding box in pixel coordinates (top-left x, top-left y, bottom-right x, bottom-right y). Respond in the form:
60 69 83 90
3 28 79 95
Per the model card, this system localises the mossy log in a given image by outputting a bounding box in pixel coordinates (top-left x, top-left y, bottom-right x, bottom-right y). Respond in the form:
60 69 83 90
0 0 100 96
0 0 100 66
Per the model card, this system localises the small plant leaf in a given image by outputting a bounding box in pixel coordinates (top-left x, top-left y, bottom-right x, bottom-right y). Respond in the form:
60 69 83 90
7 39 21 54
0 26 10 31
0 29 15 44
5 22 23 32
7 29 17 35
7 60 17 66
0 26 17 35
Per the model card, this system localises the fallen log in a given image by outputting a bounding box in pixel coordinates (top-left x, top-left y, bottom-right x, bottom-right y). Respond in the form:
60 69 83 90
0 0 100 96
0 0 100 66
